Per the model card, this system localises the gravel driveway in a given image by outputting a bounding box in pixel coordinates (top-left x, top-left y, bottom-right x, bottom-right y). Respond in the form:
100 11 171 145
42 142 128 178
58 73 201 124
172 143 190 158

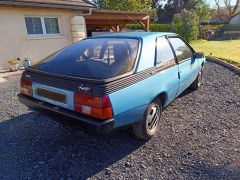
0 62 239 179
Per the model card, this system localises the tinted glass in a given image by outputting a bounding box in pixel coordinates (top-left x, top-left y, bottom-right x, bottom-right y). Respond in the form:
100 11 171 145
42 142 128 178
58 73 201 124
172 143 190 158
44 18 60 34
32 38 139 79
25 17 43 34
169 38 193 62
156 37 175 65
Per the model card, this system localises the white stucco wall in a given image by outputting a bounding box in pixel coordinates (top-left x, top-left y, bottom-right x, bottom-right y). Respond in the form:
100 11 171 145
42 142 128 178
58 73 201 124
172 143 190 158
230 14 240 25
0 6 85 70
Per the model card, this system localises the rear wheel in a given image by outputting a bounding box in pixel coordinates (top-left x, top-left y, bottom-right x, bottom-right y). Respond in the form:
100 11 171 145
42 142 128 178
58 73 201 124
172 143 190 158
190 69 203 90
133 99 162 140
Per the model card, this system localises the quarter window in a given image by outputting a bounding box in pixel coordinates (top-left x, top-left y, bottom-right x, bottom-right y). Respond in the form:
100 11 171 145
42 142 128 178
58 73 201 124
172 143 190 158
169 37 193 62
156 37 175 66
25 17 60 36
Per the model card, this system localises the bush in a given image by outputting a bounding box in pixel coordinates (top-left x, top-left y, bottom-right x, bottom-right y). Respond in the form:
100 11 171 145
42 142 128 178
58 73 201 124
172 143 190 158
198 24 240 40
171 10 199 42
125 24 171 32
199 24 224 39
126 10 200 42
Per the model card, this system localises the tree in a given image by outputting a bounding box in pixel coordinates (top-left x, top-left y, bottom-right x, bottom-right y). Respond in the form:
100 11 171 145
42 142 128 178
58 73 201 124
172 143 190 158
195 0 212 21
91 0 211 24
158 0 210 23
214 0 240 20
92 0 158 21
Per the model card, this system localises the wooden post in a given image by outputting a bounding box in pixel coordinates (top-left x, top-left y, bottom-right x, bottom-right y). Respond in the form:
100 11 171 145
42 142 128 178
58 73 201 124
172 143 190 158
116 25 120 32
139 16 150 32
146 16 150 32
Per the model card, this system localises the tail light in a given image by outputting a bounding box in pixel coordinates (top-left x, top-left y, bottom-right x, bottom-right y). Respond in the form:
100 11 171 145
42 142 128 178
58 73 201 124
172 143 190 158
74 93 113 120
20 79 32 97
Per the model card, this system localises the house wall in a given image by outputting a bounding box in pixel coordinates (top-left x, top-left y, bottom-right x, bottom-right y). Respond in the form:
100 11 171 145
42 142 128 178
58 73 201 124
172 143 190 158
0 6 85 70
230 14 240 25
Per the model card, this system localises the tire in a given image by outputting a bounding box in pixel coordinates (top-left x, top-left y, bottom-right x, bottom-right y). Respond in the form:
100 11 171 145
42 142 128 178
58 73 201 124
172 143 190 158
133 99 162 140
190 69 203 90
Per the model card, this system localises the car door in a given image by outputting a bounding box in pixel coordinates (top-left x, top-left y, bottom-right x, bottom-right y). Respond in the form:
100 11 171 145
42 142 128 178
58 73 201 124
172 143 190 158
168 37 198 96
155 36 180 105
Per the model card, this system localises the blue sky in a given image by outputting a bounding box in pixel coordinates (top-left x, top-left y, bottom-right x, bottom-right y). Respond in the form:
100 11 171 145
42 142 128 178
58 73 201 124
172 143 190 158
206 0 238 7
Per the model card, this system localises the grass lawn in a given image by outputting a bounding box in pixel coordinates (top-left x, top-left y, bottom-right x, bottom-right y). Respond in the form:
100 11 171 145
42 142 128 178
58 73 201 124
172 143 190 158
190 39 240 67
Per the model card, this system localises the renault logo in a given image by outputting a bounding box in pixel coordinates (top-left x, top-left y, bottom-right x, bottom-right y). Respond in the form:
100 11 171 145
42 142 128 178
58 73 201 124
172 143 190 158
78 84 91 92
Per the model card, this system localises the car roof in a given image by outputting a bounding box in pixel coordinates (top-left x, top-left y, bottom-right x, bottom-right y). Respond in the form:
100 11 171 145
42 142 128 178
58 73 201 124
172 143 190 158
90 32 177 39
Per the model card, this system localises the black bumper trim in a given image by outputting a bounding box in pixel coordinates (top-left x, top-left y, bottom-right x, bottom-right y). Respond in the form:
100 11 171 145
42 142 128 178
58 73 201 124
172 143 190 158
18 94 114 133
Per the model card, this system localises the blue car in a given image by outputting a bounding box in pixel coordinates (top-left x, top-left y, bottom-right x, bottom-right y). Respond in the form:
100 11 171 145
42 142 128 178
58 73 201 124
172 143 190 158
18 32 206 139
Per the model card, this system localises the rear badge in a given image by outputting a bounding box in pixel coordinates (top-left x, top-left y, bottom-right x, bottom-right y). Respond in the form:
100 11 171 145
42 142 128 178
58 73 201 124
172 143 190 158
25 74 31 78
78 84 91 93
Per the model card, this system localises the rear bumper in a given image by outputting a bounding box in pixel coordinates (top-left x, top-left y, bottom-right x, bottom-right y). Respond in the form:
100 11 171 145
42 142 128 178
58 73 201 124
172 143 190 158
18 94 114 133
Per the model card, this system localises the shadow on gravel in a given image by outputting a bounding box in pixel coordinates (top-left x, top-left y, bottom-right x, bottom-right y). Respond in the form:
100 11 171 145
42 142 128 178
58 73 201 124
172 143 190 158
180 158 240 179
0 112 146 179
178 88 195 99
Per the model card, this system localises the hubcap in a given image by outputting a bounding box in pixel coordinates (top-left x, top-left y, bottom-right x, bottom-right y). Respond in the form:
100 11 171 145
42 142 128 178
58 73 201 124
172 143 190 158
147 105 160 132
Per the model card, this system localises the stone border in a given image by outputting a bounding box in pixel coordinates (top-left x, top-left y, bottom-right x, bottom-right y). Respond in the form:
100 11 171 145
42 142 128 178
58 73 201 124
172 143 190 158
0 77 7 83
0 70 23 78
0 70 23 83
206 57 240 74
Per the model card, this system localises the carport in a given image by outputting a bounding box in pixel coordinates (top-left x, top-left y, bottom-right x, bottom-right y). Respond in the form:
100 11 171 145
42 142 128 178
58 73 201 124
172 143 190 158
84 9 150 33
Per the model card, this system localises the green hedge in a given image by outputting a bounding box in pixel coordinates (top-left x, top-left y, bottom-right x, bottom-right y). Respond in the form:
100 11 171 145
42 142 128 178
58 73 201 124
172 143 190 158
125 24 143 30
150 24 171 32
222 24 240 31
125 24 171 32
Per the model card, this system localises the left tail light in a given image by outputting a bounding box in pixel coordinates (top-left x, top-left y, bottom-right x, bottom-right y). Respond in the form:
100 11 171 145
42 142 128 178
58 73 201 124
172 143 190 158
74 93 113 120
20 79 32 97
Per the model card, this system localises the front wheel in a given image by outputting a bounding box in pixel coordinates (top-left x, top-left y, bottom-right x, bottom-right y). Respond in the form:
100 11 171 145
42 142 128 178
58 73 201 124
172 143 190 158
133 99 162 140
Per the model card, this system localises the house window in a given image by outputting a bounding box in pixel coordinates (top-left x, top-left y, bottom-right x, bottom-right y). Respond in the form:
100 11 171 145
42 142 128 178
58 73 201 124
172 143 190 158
44 18 60 34
25 17 60 36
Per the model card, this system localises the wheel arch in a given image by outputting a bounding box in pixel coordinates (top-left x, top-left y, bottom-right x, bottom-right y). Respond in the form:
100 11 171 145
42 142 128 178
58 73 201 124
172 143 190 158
150 92 168 108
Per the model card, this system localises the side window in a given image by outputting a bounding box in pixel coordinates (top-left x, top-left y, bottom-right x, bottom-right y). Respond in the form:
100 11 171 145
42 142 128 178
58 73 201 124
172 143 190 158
169 37 193 62
156 37 175 66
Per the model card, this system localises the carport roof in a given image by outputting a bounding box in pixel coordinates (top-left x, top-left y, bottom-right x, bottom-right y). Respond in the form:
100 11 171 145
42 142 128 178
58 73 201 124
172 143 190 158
85 9 150 31
0 0 96 9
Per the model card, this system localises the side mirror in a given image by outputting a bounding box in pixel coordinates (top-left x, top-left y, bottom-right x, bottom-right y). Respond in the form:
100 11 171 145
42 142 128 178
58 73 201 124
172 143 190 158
22 58 31 69
194 52 205 59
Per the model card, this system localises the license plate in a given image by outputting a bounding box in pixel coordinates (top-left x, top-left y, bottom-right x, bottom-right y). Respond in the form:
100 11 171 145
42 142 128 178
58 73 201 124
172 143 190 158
36 87 67 104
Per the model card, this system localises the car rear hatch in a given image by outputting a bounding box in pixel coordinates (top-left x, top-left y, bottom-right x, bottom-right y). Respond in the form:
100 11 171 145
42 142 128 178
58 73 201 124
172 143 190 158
20 37 140 120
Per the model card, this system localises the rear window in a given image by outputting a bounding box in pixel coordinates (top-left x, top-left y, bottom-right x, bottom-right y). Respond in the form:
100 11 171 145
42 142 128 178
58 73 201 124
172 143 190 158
32 38 139 79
